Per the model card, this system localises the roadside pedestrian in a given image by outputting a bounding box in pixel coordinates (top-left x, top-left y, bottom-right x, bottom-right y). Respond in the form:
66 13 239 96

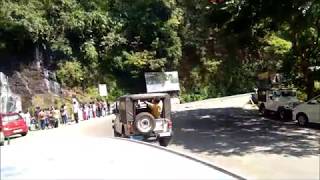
34 107 41 130
38 109 46 130
92 102 96 118
101 101 106 117
60 104 68 125
97 101 102 117
24 111 31 130
45 108 51 129
84 104 89 120
89 102 93 119
96 102 100 118
72 101 79 123
107 101 110 115
52 107 60 128
78 104 84 121
30 116 37 130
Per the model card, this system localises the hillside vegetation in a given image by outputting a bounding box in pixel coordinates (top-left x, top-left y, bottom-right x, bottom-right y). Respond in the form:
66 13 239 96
0 0 319 101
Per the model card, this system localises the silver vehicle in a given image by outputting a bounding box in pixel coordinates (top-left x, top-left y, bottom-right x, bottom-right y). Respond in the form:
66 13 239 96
113 93 173 147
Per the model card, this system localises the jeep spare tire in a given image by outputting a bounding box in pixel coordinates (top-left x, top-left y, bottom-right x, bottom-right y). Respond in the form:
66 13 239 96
134 112 156 134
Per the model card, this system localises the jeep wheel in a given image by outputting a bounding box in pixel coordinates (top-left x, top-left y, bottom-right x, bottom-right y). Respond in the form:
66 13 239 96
113 128 121 137
134 112 156 134
259 104 267 116
278 108 286 120
159 137 172 147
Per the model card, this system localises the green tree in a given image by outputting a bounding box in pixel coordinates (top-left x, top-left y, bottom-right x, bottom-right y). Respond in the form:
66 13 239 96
56 60 84 87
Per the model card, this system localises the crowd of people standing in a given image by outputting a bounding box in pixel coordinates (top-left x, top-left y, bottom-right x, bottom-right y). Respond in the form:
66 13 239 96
20 100 112 131
73 101 111 122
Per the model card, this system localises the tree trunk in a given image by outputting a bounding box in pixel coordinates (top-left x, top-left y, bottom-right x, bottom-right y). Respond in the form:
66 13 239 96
306 69 314 100
300 55 314 100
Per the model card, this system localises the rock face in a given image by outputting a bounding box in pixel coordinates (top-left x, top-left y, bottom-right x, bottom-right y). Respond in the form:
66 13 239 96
0 54 61 111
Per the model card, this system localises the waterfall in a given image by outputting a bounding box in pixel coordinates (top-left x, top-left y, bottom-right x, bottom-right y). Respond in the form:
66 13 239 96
0 72 22 113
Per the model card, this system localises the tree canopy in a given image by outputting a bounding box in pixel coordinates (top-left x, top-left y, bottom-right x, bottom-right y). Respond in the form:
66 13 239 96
0 0 319 101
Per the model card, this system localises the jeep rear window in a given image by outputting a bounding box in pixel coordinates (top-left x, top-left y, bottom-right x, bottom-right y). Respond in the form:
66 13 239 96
2 114 21 122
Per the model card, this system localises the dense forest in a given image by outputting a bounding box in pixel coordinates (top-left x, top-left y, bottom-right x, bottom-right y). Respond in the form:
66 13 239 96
0 0 319 101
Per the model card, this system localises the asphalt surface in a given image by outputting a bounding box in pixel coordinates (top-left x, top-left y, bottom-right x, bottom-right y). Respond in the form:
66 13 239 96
169 94 320 179
2 94 320 179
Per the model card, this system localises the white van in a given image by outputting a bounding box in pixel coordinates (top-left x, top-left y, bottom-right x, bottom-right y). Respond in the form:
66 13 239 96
293 95 320 126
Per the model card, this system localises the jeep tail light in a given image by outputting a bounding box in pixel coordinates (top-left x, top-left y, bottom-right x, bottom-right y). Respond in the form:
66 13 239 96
167 119 172 129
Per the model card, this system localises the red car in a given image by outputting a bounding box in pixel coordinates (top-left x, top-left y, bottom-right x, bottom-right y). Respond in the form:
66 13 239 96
0 113 28 138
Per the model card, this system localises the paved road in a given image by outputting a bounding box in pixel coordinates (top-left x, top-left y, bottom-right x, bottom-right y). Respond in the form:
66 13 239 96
4 116 114 145
3 94 320 179
170 95 320 179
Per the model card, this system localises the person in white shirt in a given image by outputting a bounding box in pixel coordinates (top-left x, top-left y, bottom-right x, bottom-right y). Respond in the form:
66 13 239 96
89 103 93 119
92 103 97 118
24 111 31 130
84 104 89 120
72 101 79 123
102 101 107 117
78 104 83 121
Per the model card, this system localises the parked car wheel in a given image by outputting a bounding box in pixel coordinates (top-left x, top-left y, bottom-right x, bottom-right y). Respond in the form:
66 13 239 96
297 114 308 126
134 112 156 134
21 132 27 136
159 136 172 147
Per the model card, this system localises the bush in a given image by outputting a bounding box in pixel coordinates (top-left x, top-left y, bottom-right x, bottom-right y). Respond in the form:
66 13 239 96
56 60 85 87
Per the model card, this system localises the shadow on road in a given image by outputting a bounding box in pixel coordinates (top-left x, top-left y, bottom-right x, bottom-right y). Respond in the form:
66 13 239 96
171 107 320 157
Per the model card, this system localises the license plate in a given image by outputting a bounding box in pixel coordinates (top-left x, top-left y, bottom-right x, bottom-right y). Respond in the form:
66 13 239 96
154 120 164 131
159 132 171 137
13 129 22 133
